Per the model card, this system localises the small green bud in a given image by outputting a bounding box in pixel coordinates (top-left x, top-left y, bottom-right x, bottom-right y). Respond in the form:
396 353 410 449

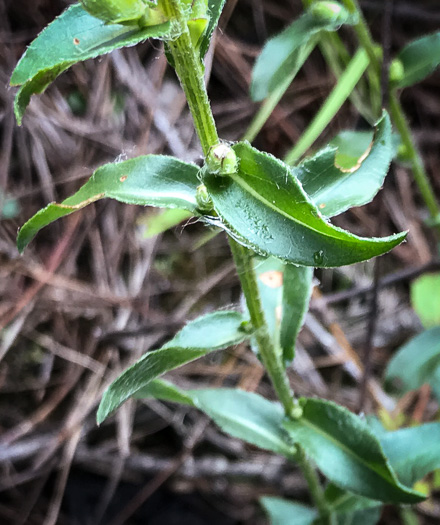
80 0 146 24
196 184 213 211
206 144 238 176
290 404 304 420
389 58 405 85
373 44 383 62
396 143 410 162
239 320 254 334
310 1 344 22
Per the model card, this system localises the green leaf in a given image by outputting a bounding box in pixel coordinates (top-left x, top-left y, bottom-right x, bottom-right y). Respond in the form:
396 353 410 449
297 113 392 218
325 485 377 512
282 397 424 503
252 257 285 344
133 378 196 406
411 273 440 328
381 423 440 487
385 326 440 402
251 6 357 101
393 31 440 89
250 258 313 364
17 155 200 253
260 497 317 525
80 0 149 25
10 4 172 123
97 311 250 424
138 208 193 238
203 141 406 268
191 389 295 456
314 509 381 525
280 265 314 363
199 0 226 60
323 484 382 525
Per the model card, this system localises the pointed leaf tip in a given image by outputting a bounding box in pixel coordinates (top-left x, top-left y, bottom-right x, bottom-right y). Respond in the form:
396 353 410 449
97 311 251 424
204 141 407 268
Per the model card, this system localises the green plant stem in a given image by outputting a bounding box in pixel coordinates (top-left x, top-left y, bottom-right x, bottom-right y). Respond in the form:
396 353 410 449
284 47 369 165
161 0 296 416
160 0 219 155
228 238 296 416
340 0 381 116
159 1 338 517
296 446 335 524
389 92 440 222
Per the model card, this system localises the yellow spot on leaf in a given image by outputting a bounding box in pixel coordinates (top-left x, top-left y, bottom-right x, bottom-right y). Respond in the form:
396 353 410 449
260 271 283 288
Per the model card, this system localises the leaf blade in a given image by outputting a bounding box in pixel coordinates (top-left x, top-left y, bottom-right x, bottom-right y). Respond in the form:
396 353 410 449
260 497 317 525
296 113 393 218
10 4 172 123
133 378 196 406
280 265 314 363
283 398 424 503
393 31 440 89
251 7 357 101
204 141 406 268
17 155 200 252
385 326 440 400
410 272 440 328
199 0 226 60
381 423 440 487
97 311 250 424
191 389 295 456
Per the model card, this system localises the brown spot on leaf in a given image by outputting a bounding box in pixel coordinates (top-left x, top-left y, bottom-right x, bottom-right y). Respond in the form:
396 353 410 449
119 175 128 182
55 193 105 210
319 203 326 209
335 141 373 173
73 38 80 45
259 271 283 288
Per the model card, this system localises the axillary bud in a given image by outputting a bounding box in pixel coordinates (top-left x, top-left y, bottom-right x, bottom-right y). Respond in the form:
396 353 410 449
205 143 239 176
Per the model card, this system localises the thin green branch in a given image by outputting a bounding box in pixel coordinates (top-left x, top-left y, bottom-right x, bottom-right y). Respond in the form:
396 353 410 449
389 92 440 223
296 446 336 524
284 47 369 165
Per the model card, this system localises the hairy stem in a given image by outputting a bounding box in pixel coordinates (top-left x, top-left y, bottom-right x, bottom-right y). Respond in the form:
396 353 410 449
228 238 296 415
160 0 219 154
161 0 297 416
